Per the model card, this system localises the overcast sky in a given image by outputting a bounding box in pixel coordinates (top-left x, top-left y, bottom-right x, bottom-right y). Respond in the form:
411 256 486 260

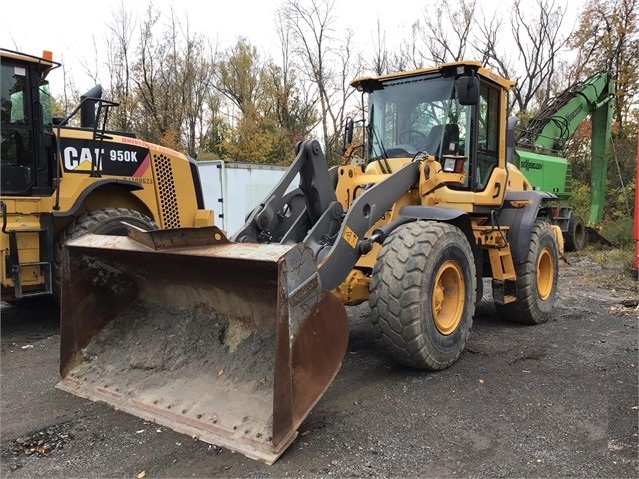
1 0 417 91
2 0 581 94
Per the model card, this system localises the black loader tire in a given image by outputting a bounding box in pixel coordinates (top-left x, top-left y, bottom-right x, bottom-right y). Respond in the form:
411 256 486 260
52 208 158 300
369 221 476 370
564 214 586 251
495 220 559 324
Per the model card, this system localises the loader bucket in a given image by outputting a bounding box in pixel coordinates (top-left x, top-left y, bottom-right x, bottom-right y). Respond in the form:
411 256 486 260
56 225 349 464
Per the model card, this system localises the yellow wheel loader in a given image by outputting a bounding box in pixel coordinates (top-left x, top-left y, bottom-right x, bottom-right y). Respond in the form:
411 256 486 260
56 61 563 463
0 48 213 301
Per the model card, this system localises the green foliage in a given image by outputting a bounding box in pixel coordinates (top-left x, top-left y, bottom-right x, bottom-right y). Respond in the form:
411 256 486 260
594 216 635 248
567 181 593 220
570 176 636 250
569 179 636 223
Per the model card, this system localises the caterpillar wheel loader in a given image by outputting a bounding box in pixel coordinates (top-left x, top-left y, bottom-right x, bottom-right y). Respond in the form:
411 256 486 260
0 48 213 302
57 61 563 464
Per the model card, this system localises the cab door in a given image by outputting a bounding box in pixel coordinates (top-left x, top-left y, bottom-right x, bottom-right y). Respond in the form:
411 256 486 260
1 59 36 195
471 80 508 207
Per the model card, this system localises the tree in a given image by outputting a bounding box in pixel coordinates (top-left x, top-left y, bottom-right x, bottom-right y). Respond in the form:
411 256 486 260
105 1 136 133
568 0 639 132
214 38 264 118
420 0 477 63
104 3 218 156
478 0 568 112
277 0 359 164
212 38 289 163
565 0 638 219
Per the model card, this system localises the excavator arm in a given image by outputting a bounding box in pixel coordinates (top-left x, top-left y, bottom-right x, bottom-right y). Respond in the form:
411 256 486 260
515 71 614 226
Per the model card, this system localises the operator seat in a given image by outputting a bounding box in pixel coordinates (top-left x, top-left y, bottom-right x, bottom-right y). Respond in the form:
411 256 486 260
442 124 460 155
423 123 460 161
424 124 444 156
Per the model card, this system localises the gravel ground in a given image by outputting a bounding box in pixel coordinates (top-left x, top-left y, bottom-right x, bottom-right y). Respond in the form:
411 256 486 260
1 249 637 478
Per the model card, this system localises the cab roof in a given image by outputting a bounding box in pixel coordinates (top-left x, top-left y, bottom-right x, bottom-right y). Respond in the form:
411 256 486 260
0 48 61 77
351 60 515 92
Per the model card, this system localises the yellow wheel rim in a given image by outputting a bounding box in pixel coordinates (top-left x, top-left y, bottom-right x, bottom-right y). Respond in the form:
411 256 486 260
536 247 554 300
432 260 465 335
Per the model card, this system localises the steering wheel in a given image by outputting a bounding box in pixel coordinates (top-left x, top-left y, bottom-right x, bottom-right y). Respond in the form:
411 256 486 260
398 129 428 150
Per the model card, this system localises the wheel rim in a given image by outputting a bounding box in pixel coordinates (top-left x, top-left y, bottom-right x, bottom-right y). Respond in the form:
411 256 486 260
432 260 465 335
536 247 554 300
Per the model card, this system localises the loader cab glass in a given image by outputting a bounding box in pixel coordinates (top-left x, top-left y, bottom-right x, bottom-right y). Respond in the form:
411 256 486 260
364 72 501 193
1 60 54 195
366 75 464 161
474 82 500 190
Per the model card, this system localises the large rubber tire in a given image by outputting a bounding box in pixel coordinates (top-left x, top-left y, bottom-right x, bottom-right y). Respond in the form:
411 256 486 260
369 221 476 370
495 220 559 324
564 214 586 251
52 208 158 300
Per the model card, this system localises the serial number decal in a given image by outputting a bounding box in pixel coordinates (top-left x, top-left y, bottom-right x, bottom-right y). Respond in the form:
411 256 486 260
290 274 320 307
128 177 154 185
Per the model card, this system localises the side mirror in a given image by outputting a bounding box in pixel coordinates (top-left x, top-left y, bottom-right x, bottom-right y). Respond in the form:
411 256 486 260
343 116 354 152
456 76 479 105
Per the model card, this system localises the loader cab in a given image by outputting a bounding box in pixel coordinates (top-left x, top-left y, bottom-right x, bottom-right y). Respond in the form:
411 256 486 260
1 49 59 196
351 62 514 206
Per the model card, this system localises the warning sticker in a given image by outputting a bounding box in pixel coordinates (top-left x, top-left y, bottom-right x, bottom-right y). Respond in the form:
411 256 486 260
342 226 358 249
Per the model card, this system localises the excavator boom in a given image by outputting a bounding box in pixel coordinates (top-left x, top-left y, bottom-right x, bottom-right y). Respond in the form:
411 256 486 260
515 71 614 223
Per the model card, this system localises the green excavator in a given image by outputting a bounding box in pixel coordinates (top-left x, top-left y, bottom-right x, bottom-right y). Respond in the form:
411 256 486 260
513 71 615 250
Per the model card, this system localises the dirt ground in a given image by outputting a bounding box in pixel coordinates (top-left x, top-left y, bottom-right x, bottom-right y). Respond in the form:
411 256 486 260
1 249 637 478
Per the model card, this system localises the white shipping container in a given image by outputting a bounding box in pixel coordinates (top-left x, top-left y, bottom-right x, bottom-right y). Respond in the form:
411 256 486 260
197 161 289 236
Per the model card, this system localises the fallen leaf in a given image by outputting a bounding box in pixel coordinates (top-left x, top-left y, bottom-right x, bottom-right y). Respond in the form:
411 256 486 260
137 471 146 479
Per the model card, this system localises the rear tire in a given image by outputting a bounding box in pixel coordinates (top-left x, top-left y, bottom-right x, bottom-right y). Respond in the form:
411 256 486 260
52 208 158 300
564 214 586 251
495 220 559 324
369 221 476 370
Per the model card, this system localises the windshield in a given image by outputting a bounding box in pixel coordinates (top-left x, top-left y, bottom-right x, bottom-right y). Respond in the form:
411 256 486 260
367 75 468 161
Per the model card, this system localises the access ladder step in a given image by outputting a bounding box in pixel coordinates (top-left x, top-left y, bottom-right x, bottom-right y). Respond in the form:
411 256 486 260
487 248 516 281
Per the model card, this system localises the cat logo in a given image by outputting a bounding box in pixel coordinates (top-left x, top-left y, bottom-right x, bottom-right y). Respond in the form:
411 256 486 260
63 146 105 171
64 146 140 171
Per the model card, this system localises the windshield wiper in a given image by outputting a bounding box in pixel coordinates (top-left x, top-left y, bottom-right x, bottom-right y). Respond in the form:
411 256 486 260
366 121 392 174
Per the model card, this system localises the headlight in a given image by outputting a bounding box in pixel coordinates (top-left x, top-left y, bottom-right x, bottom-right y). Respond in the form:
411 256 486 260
442 156 465 173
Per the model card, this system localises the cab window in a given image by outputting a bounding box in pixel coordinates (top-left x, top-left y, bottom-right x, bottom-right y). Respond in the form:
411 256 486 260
1 63 28 124
475 82 500 190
